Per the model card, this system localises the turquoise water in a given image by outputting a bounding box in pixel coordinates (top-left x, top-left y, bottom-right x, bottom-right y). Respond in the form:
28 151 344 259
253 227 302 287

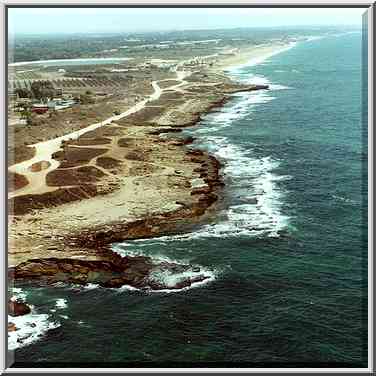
12 32 367 367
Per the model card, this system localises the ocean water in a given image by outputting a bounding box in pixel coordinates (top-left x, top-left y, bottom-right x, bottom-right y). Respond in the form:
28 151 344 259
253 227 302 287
11 32 367 368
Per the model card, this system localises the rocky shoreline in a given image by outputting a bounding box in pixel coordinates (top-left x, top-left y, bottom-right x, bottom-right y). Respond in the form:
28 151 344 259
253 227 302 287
10 255 213 291
9 143 224 292
9 71 269 296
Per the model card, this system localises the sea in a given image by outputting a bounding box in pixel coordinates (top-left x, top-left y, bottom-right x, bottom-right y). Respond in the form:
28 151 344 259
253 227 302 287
10 31 368 368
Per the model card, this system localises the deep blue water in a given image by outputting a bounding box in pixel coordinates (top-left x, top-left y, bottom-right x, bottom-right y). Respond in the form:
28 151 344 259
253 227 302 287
12 32 367 367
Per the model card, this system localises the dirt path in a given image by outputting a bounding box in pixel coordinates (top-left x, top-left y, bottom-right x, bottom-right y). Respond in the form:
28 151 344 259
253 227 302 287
8 70 190 199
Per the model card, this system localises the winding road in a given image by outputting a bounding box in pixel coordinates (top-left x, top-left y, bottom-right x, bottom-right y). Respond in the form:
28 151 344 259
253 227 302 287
9 70 191 199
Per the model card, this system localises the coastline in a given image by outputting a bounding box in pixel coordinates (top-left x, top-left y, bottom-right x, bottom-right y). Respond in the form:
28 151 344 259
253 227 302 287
8 28 366 366
214 41 297 72
8 40 300 349
8 41 296 290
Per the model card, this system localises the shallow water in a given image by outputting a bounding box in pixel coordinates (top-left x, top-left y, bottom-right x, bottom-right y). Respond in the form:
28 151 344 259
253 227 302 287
11 32 367 367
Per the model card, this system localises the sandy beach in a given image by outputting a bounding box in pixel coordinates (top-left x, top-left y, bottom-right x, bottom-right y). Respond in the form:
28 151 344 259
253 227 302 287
215 41 296 72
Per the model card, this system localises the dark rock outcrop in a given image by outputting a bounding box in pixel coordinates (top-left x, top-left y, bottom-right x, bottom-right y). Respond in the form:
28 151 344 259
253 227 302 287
225 84 269 94
8 300 31 317
8 322 18 332
9 255 211 291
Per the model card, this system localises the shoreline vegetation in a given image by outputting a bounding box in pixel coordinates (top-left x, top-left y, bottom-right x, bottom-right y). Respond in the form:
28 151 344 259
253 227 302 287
8 42 293 339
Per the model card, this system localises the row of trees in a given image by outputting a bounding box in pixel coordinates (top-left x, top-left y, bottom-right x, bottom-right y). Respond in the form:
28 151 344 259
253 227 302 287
15 81 56 101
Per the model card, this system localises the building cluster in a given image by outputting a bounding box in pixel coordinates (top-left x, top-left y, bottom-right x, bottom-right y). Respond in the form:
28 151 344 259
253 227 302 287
178 54 218 68
137 59 178 70
31 97 77 114
13 94 77 115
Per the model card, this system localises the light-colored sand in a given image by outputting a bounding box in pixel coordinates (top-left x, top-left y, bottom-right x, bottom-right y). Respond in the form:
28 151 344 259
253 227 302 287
214 42 296 72
8 63 263 267
8 122 203 265
8 70 190 199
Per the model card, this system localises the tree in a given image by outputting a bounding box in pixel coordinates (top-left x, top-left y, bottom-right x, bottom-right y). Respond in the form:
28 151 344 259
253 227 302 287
14 88 31 98
20 109 32 126
79 93 95 105
31 81 56 101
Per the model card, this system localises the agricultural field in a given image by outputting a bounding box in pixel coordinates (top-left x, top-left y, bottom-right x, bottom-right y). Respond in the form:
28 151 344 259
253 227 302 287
13 70 43 80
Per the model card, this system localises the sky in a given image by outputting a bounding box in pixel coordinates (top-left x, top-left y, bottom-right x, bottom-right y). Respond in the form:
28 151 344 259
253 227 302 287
8 7 367 34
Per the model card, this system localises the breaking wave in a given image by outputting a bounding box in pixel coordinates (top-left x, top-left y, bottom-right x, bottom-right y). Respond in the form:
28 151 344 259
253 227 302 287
111 43 294 290
112 245 218 293
8 288 60 351
115 68 291 247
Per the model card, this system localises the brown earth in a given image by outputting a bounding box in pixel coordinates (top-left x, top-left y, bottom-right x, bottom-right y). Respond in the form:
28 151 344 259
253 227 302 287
53 146 109 168
8 145 36 167
46 166 106 186
8 69 269 290
68 137 112 146
157 80 181 89
28 161 51 172
96 156 123 169
8 172 29 192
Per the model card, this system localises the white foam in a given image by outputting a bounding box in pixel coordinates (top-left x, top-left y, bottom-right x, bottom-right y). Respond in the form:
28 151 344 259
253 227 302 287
148 272 216 294
83 283 100 290
196 73 290 136
196 93 277 136
111 245 217 292
10 287 27 302
112 40 291 272
115 284 139 292
8 287 61 350
153 68 291 242
305 35 325 42
227 41 297 74
230 72 292 92
151 134 289 242
55 298 68 309
331 194 357 205
56 282 100 291
270 84 292 91
8 312 60 350
147 262 216 290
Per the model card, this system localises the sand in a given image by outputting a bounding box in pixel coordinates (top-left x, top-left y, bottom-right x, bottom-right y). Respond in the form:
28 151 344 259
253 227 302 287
8 60 269 267
214 42 296 72
8 73 189 199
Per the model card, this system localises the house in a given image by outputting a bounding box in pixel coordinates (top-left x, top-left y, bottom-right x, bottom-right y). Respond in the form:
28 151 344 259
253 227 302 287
32 104 48 114
47 99 76 110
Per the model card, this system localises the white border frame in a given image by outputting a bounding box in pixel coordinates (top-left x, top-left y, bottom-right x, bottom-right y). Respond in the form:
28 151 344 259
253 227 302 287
0 0 373 374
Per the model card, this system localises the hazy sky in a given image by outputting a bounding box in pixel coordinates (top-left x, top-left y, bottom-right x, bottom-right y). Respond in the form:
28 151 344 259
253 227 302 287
8 7 367 34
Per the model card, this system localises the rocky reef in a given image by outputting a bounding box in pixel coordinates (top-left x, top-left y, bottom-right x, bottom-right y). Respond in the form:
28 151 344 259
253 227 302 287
8 300 31 317
9 253 212 291
8 300 32 333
